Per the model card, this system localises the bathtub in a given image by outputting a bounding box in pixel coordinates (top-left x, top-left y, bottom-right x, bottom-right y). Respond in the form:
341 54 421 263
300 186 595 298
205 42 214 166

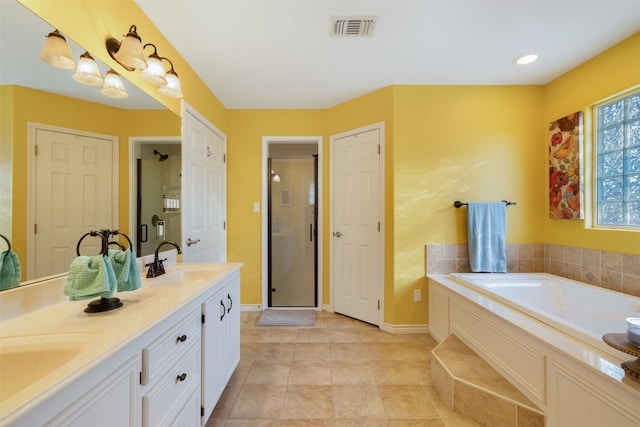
450 272 640 359
428 272 640 426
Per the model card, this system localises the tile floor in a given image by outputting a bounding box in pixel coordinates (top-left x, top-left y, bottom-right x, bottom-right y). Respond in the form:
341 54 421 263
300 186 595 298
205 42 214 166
206 310 481 426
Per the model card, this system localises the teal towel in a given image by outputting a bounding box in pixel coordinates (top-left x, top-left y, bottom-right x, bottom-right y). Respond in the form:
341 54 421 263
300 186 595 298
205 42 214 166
467 202 507 273
0 250 21 291
108 249 142 292
64 255 117 301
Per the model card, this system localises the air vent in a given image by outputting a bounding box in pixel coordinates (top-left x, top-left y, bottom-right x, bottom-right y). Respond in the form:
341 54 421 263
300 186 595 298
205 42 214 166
331 16 377 37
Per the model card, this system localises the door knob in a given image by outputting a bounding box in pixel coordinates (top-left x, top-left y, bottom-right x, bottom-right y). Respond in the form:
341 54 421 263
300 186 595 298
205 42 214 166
187 238 200 247
333 231 343 238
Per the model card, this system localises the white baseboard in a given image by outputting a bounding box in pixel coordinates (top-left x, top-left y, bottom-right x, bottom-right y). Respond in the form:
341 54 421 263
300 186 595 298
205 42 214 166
322 304 333 312
240 304 262 311
381 323 430 334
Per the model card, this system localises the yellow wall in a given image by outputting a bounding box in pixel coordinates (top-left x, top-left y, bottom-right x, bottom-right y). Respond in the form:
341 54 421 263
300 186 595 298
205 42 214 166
7 85 180 278
543 32 640 255
226 110 325 305
391 85 545 324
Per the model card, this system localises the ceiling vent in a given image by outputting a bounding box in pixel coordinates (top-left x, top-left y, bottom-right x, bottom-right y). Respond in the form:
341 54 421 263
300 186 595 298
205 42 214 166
331 16 377 37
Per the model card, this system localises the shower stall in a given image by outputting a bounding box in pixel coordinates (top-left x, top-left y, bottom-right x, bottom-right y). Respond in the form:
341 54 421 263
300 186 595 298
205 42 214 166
137 144 182 256
267 144 318 307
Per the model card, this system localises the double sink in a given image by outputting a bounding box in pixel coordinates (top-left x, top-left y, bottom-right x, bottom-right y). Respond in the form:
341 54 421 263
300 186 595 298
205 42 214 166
0 264 223 408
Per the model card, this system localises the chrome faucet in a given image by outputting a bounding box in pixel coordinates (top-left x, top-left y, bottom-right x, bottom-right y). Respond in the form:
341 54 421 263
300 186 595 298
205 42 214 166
146 241 182 278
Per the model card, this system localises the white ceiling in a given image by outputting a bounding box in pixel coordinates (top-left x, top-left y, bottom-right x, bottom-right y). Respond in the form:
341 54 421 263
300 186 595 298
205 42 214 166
136 0 640 110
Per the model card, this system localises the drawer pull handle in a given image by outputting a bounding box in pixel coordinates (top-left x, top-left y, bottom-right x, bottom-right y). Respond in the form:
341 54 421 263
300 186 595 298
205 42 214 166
176 373 187 382
227 293 232 313
176 334 187 343
220 300 226 321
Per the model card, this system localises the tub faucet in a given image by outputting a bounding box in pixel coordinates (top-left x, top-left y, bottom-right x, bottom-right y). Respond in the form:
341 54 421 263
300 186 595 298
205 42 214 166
146 241 182 278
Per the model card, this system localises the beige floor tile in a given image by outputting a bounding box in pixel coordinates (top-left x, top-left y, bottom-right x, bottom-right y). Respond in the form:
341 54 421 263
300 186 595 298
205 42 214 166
453 381 516 427
209 384 241 419
227 361 251 385
327 329 362 343
297 328 330 343
293 342 331 360
245 361 291 385
280 420 336 426
378 385 440 419
371 360 431 385
242 342 295 362
330 360 376 385
281 385 334 419
332 384 385 419
224 420 282 427
288 360 332 385
229 385 287 419
329 342 370 360
387 420 445 427
333 420 386 427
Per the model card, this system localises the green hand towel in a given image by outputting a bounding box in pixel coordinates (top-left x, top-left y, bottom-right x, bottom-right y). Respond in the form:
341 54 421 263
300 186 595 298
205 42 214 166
0 250 21 291
64 255 117 301
108 249 142 292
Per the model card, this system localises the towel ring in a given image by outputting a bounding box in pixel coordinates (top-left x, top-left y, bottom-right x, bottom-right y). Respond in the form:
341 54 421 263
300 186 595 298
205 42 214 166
76 231 108 257
107 241 126 250
0 234 10 252
108 230 133 252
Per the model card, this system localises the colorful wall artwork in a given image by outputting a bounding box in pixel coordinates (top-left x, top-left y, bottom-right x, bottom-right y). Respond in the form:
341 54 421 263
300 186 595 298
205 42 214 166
549 111 583 219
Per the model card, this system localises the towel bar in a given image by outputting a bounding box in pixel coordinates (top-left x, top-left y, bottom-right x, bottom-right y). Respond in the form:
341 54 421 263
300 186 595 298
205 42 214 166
454 200 516 208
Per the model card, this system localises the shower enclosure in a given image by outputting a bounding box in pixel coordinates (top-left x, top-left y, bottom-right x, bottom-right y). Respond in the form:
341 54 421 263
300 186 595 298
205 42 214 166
268 148 318 307
136 144 182 256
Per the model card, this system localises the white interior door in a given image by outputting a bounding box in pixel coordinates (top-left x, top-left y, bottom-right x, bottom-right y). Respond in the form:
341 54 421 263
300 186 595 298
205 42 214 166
31 127 116 279
331 125 383 325
182 104 227 263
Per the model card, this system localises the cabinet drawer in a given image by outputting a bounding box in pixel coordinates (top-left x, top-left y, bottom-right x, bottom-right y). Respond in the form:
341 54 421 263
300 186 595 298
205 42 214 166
142 308 200 385
169 385 201 427
143 345 201 427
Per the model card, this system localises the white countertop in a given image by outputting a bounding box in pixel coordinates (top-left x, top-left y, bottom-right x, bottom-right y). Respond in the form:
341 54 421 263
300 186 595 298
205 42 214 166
0 262 242 424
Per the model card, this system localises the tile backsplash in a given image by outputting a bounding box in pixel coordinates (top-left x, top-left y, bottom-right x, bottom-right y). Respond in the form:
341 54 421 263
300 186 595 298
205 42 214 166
426 243 640 297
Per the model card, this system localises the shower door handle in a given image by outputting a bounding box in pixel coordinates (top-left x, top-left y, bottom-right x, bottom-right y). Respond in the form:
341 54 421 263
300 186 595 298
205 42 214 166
333 231 343 238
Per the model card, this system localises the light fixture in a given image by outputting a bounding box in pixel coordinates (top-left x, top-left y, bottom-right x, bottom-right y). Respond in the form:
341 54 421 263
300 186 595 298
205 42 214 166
39 29 76 69
158 58 183 99
101 69 128 98
73 51 104 86
513 52 540 65
105 25 147 71
140 43 167 86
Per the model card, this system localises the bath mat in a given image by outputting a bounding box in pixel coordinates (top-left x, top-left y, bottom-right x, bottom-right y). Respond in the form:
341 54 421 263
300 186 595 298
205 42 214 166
257 309 315 326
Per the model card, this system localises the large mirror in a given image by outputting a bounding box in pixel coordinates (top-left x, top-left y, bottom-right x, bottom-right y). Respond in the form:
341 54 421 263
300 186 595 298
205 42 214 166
0 0 182 288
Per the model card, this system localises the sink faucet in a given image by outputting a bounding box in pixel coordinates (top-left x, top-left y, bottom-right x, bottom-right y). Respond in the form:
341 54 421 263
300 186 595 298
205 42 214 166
146 241 182 278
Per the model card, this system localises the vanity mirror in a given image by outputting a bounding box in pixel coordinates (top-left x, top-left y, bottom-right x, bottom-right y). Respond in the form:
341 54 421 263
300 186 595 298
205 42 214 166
0 1 181 287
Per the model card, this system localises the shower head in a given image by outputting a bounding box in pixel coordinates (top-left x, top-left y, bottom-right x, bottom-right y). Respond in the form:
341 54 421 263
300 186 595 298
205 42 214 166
153 149 169 162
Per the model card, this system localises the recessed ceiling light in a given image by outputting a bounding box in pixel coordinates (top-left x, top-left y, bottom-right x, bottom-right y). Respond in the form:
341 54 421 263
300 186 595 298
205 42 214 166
513 52 540 65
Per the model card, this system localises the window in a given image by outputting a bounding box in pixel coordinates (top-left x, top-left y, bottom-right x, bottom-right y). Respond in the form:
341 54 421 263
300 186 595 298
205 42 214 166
594 90 640 228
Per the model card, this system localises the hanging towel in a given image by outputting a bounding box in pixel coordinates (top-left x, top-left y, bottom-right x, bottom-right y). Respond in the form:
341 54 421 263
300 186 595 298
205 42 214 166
0 250 21 291
467 202 507 273
108 249 142 292
64 255 117 301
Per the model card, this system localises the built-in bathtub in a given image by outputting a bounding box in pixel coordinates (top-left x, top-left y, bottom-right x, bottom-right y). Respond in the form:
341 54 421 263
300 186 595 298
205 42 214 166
428 272 640 426
450 272 640 359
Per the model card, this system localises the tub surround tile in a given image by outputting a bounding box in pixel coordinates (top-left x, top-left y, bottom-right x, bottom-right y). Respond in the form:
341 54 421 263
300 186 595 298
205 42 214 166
624 254 640 276
426 243 639 298
431 334 544 427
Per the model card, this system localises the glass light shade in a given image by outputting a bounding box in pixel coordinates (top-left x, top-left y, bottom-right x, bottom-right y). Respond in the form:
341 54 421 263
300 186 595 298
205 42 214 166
101 70 128 98
113 27 147 70
73 52 103 86
158 69 183 98
140 54 167 85
39 30 76 69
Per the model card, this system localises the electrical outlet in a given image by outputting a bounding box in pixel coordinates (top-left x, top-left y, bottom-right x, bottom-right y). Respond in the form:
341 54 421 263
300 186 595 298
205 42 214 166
413 289 421 302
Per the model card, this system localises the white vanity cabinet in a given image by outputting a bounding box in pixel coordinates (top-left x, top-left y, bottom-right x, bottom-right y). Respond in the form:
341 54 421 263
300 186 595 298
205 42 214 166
141 308 202 427
201 275 241 422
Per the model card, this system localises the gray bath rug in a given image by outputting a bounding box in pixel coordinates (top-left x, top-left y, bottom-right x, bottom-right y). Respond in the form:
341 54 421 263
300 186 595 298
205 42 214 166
257 309 316 326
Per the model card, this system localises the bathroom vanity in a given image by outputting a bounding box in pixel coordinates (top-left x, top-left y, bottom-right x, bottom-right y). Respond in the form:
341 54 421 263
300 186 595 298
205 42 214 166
0 262 242 427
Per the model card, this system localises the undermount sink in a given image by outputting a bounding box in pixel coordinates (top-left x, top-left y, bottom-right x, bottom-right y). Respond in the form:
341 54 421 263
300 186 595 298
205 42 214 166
144 265 222 286
0 333 101 400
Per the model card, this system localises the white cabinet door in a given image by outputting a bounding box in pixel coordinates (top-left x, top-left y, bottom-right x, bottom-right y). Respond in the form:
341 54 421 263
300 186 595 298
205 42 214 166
224 278 241 381
44 355 140 427
201 287 227 421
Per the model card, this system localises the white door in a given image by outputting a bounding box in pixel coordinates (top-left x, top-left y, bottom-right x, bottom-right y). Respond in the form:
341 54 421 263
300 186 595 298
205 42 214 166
182 105 226 262
331 125 383 325
32 127 116 279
